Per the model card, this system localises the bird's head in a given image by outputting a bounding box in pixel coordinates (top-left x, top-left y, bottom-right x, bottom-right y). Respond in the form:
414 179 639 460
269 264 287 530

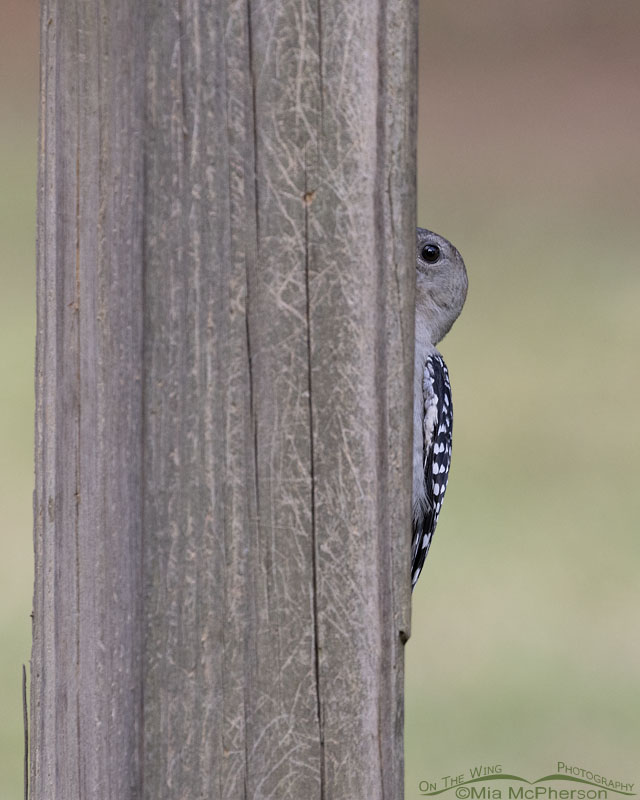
415 227 468 345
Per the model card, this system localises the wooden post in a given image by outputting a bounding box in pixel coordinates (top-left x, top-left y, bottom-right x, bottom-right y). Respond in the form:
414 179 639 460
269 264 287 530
31 2 417 798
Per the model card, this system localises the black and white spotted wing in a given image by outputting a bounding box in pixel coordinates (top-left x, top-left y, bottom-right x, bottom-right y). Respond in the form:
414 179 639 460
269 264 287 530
411 353 453 589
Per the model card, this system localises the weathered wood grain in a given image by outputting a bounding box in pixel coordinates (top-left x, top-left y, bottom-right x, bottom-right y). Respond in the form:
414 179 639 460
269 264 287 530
32 2 145 799
32 2 417 798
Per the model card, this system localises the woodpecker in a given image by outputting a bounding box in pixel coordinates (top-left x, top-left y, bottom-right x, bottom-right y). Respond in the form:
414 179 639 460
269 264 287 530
412 228 468 589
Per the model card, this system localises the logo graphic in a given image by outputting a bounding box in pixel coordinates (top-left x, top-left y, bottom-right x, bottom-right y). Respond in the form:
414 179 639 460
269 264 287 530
418 762 636 799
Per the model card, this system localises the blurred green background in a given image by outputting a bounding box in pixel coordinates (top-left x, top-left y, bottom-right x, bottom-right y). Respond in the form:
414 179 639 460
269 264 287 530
408 0 640 796
1 1 38 798
1 1 639 798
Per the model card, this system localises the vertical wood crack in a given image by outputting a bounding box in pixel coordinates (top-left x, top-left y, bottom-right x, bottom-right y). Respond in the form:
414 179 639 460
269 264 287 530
303 155 325 800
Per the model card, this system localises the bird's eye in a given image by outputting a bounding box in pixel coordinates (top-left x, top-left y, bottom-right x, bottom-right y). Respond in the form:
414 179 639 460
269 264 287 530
421 244 441 263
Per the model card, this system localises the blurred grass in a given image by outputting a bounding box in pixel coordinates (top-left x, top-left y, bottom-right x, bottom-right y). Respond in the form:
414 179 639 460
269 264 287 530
0 126 36 799
1 4 38 797
2 2 640 799
406 2 640 795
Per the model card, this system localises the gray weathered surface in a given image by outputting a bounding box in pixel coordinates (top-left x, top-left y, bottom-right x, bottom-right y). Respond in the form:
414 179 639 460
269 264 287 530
32 2 144 799
31 1 417 798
